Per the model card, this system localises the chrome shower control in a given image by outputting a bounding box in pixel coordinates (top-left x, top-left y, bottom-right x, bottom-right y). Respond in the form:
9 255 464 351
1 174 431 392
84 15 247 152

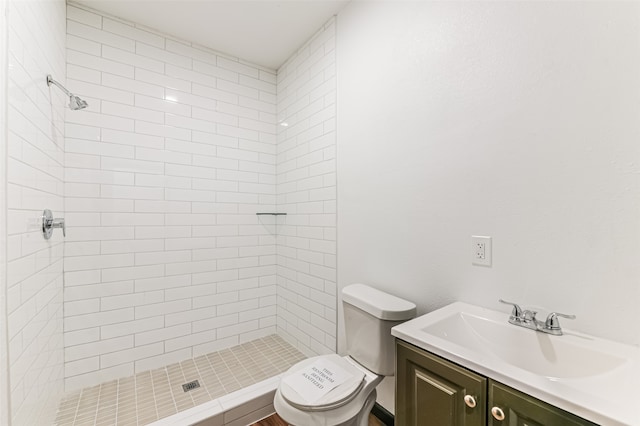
42 209 65 239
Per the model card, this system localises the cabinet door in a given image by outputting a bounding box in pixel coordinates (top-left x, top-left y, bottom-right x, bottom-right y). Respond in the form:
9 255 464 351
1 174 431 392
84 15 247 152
396 340 486 426
488 380 599 426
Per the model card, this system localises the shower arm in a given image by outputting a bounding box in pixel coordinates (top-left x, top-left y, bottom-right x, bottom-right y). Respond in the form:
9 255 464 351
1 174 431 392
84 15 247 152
46 74 72 97
46 74 88 110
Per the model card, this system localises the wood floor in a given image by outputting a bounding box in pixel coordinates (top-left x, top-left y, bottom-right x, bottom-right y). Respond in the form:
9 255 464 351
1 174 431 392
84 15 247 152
252 412 384 426
251 413 288 426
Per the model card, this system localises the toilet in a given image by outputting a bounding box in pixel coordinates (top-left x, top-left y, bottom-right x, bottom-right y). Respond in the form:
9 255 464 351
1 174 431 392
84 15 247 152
274 283 417 426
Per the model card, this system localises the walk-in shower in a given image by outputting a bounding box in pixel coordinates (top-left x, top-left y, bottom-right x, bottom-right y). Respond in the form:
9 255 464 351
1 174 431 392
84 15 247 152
46 74 88 110
2 1 337 424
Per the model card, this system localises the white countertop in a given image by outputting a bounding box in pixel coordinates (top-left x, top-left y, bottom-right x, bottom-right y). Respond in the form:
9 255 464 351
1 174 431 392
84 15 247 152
391 302 640 426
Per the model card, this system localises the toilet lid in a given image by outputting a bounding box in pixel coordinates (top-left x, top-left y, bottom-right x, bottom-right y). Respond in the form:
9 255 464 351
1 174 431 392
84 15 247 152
280 354 366 412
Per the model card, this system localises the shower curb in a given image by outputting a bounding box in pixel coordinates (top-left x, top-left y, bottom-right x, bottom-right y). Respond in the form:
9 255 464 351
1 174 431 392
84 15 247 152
149 374 283 426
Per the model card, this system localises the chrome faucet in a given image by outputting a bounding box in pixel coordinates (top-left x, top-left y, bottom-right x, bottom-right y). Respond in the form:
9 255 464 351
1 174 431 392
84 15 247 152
499 299 575 336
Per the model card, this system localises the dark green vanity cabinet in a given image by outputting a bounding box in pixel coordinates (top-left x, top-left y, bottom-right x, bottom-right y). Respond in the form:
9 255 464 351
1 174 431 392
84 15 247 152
396 340 486 426
396 340 598 426
488 381 598 426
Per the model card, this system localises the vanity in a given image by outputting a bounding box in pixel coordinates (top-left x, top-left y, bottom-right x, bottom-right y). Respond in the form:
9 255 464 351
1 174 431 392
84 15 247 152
391 302 640 426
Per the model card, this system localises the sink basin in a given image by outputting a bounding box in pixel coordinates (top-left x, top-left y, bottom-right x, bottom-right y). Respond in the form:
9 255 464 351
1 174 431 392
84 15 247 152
391 301 640 426
422 311 625 379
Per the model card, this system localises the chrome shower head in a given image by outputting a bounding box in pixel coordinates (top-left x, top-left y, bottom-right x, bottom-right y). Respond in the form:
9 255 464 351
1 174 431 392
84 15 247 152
69 94 88 110
46 74 89 110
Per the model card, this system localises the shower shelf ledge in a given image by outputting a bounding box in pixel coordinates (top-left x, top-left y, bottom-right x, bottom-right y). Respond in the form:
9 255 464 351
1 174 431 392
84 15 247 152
256 212 287 216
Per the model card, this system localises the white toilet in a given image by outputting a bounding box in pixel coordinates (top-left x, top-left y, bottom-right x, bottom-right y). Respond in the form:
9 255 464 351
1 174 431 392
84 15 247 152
274 283 417 426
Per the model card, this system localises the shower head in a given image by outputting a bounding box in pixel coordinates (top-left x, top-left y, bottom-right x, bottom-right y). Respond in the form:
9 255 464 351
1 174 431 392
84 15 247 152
46 74 89 110
69 94 88 110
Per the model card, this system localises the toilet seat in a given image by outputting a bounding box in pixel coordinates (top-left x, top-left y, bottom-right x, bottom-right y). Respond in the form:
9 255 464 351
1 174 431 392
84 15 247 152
274 355 384 426
280 354 366 412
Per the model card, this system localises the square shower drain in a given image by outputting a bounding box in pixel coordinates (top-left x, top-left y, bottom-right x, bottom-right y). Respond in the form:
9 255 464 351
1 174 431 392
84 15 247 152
182 380 200 392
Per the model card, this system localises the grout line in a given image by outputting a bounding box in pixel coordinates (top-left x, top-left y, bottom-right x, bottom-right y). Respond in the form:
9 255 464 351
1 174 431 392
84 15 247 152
203 351 226 398
114 378 120 425
69 392 81 426
92 382 102 426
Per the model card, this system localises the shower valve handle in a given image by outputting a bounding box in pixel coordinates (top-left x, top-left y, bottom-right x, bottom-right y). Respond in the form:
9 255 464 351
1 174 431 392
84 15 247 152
52 218 66 237
42 209 65 239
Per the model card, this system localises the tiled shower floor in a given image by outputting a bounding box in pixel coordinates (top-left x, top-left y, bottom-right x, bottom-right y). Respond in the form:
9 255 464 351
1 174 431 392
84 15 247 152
54 335 306 426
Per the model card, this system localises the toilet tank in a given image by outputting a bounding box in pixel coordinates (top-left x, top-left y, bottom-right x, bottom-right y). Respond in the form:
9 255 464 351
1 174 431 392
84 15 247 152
342 284 416 376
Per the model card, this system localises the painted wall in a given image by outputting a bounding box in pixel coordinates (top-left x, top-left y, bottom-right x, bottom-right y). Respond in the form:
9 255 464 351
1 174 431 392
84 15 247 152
63 4 279 391
6 0 67 423
276 19 337 357
336 0 640 411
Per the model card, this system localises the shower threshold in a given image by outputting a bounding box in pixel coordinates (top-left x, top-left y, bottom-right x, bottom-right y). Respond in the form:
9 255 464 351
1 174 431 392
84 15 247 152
54 335 306 426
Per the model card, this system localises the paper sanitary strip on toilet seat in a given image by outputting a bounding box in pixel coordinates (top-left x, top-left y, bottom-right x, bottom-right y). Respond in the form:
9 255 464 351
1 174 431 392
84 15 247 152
282 358 354 404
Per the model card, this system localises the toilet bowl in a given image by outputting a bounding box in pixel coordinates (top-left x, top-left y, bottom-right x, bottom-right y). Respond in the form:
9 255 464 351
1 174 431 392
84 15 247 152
274 354 383 426
274 284 416 426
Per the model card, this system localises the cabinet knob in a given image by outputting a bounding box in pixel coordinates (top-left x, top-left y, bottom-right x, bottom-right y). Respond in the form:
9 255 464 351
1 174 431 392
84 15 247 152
491 406 506 421
463 395 477 408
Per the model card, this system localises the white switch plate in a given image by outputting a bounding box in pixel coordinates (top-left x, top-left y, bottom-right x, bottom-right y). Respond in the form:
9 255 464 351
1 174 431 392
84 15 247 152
472 236 492 266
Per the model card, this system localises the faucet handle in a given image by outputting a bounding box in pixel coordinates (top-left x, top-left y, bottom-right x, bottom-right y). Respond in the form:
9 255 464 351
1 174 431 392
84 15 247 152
499 299 523 319
545 312 576 332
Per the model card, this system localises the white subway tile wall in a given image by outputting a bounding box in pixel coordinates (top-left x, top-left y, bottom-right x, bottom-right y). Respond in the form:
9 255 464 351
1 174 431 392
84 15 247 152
63 4 279 390
275 19 337 356
0 0 8 422
6 0 67 424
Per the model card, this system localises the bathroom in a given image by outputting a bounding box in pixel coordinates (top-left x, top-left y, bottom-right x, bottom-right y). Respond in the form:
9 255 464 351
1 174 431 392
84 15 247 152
0 0 638 425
